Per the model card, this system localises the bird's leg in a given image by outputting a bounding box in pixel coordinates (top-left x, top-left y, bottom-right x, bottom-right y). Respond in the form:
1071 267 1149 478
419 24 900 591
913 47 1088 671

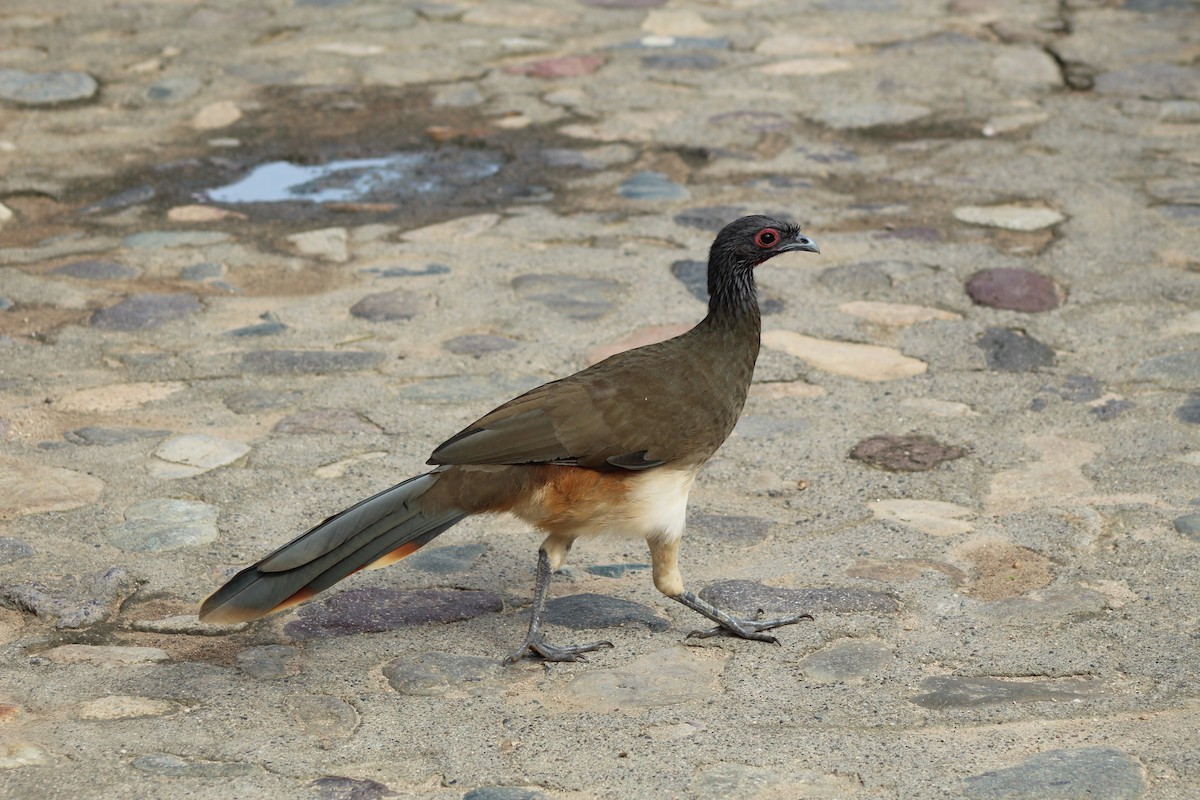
504 544 613 664
648 536 812 643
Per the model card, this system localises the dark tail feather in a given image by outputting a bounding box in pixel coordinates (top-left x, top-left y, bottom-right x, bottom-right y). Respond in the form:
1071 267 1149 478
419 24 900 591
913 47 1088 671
199 471 465 624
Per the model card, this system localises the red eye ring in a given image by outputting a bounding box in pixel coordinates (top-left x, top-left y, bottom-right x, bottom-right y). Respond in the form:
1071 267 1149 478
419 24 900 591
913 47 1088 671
754 228 780 249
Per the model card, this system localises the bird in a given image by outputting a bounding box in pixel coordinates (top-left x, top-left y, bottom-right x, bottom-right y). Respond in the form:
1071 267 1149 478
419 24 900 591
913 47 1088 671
200 215 820 662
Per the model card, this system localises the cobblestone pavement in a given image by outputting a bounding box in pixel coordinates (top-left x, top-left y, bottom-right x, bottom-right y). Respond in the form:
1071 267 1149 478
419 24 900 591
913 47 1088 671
1 1 1199 798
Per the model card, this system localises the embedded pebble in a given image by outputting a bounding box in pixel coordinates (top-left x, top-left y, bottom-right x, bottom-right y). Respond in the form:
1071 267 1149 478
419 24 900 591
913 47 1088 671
310 777 397 800
585 563 650 578
273 409 381 434
1 566 135 629
512 274 622 320
869 499 974 537
698 580 899 616
192 100 242 130
966 268 1064 312
287 227 349 262
913 676 1102 710
101 498 219 552
131 753 258 778
462 788 548 800
350 290 422 322
405 543 486 574
223 389 301 413
1135 351 1200 389
543 593 670 631
958 542 1054 600
980 588 1110 624
954 204 1065 231
565 647 727 709
1093 64 1200 99
837 300 960 326
91 293 200 331
291 695 359 738
849 434 966 472
65 426 170 445
382 651 501 696
77 696 177 720
240 350 386 374
505 55 605 78
798 639 893 683
674 206 744 231
0 537 33 565
444 334 519 356
617 170 690 201
1173 513 1200 540
236 645 302 679
148 434 250 479
688 514 774 545
123 231 230 248
52 260 140 280
284 587 503 640
166 204 245 222
812 102 931 129
42 644 169 666
977 328 1055 372
963 747 1147 799
0 459 104 517
670 259 709 302
762 330 928 381
402 213 501 242
0 69 97 105
0 740 50 769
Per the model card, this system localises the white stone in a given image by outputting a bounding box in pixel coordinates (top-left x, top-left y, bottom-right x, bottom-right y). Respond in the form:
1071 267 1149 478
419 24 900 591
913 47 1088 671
42 644 170 666
78 696 177 720
314 42 385 56
953 204 1065 231
641 10 712 37
149 434 249 479
0 459 104 518
898 398 979 418
57 381 185 413
985 436 1102 515
191 100 242 130
758 59 852 77
401 213 501 242
838 300 961 327
762 330 927 382
870 499 974 537
286 227 349 262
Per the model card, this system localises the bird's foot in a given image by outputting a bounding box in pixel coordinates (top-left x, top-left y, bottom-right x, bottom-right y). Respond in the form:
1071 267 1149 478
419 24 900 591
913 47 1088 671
503 634 613 664
686 612 813 643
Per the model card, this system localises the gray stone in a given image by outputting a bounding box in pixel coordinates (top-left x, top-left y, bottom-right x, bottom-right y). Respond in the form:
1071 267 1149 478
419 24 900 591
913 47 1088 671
688 514 773 545
0 537 33 565
382 651 500 696
462 788 548 800
377 263 450 277
80 185 156 215
309 776 397 800
123 231 230 248
1 566 137 628
64 426 170 445
142 76 201 105
617 171 690 201
1135 351 1200 389
585 563 650 578
240 350 387 375
1092 398 1134 421
912 676 1103 709
670 259 708 303
1173 513 1200 540
226 318 286 337
513 274 623 320
91 293 200 331
642 53 721 70
51 260 140 280
543 593 670 631
1094 64 1200 100
131 753 259 778
179 262 225 281
236 645 303 679
978 328 1056 372
1176 394 1200 424
444 334 518 356
980 588 1110 624
963 747 1147 799
0 69 97 106
273 409 381 434
223 389 300 413
798 639 893 683
698 580 900 616
284 587 503 640
405 543 486 575
350 290 422 322
817 262 891 293
291 695 359 738
812 101 930 129
101 498 219 552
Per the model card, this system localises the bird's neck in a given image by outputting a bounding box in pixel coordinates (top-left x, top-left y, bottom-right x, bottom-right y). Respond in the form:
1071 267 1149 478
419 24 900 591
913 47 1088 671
704 262 761 331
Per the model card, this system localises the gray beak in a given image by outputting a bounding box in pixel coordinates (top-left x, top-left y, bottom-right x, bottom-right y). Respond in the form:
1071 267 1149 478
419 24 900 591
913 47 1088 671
782 233 820 254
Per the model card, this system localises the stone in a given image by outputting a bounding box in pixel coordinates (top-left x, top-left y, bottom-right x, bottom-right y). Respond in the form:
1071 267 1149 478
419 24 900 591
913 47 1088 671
182 262 227 281
849 434 966 472
542 593 670 631
898 398 977 418
240 350 386 375
798 639 893 683
958 542 1055 600
273 410 381 434
0 458 104 518
461 789 547 800
642 53 721 70
0 740 50 769
1173 513 1200 540
913 676 1103 710
617 171 690 201
166 204 245 222
977 328 1055 372
80 185 156 215
670 259 708 302
192 100 242 129
565 647 727 708
990 47 1062 90
51 260 140 280
310 776 397 800
382 651 501 696
350 290 422 322
985 435 1100 515
287 227 349 262
641 9 712 36
223 389 300 413
1093 64 1200 100
0 69 97 106
963 747 1147 799
838 301 960 326
462 4 575 27
1135 351 1200 389
762 330 928 381
42 644 169 666
954 204 1065 231
77 696 176 720
1 566 135 628
869 499 974 537
688 513 774 545
0 537 33 564
759 58 852 76
444 334 518 356
65 427 170 446
236 645 302 679
124 231 229 248
101 498 219 552
698 581 899 616
57 382 184 413
505 55 605 78
131 753 258 778
226 318 287 336
966 269 1063 312
1175 394 1200 424
284 587 503 640
402 214 500 242
980 588 1110 624
585 563 650 578
91 293 200 331
512 274 623 320
148 434 250 479
292 696 359 738
405 543 485 574
812 102 931 129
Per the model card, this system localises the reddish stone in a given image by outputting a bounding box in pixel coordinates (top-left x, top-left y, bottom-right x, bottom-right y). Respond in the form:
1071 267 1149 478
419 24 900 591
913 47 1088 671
966 268 1063 312
505 55 606 79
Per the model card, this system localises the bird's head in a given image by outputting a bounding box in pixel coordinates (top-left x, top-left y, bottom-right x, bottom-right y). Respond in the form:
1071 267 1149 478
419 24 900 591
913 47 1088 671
709 215 820 272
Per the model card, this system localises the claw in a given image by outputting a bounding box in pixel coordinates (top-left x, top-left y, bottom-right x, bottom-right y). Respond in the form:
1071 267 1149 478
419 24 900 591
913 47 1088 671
504 636 612 664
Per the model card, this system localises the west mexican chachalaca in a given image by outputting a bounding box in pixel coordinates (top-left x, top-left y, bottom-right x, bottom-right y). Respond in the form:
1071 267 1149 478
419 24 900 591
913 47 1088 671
200 215 820 662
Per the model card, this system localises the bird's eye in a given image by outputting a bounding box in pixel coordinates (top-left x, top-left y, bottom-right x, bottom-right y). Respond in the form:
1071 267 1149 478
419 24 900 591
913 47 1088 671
754 228 780 248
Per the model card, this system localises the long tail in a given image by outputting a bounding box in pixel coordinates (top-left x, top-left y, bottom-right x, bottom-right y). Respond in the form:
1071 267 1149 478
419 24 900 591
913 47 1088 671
199 471 466 624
